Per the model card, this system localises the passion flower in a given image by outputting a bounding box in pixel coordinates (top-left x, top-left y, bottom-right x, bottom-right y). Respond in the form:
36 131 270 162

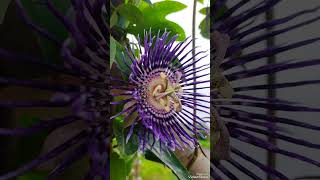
111 30 210 151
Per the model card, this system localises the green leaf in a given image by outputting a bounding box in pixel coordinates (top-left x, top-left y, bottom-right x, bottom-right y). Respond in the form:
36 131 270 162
145 149 163 163
137 0 151 11
113 117 139 158
110 36 117 67
117 4 144 23
110 11 118 27
114 42 132 78
148 142 191 180
140 156 178 180
197 0 204 4
20 1 71 64
110 151 137 180
199 16 209 39
110 152 126 180
199 138 210 149
199 7 209 15
127 1 187 41
142 0 153 5
0 0 11 24
199 7 210 39
113 3 144 29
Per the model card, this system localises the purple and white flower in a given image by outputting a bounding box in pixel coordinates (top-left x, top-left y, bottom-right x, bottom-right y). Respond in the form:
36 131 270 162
111 30 210 152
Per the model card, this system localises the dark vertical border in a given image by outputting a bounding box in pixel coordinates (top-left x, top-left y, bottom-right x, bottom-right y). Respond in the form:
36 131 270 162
265 7 277 180
107 0 111 179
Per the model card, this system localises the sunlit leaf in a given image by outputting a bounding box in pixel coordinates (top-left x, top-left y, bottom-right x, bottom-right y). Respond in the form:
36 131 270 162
199 17 209 39
142 0 153 5
148 141 191 180
127 1 187 41
199 7 209 39
199 7 208 15
199 138 210 149
110 152 126 180
117 4 144 23
110 150 136 180
140 156 178 180
197 0 204 4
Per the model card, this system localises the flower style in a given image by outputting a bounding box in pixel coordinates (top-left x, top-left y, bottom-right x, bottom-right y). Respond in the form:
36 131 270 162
0 0 109 179
211 0 320 179
111 30 210 152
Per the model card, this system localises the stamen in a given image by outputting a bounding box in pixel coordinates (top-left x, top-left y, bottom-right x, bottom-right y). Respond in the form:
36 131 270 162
150 72 183 112
160 72 167 79
153 84 164 96
173 98 182 112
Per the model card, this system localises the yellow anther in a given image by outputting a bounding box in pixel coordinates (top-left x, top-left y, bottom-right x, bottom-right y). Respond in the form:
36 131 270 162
173 99 182 112
160 72 167 79
159 96 171 112
153 84 163 97
159 97 167 107
165 105 171 112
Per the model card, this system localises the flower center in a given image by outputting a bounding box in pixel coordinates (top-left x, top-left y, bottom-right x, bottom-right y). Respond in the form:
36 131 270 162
147 72 183 113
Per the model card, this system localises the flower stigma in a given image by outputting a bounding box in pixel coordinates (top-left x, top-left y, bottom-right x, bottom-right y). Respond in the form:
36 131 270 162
147 71 183 113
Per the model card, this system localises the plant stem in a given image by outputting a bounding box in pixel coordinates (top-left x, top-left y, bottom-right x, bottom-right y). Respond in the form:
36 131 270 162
192 0 197 138
187 0 199 170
